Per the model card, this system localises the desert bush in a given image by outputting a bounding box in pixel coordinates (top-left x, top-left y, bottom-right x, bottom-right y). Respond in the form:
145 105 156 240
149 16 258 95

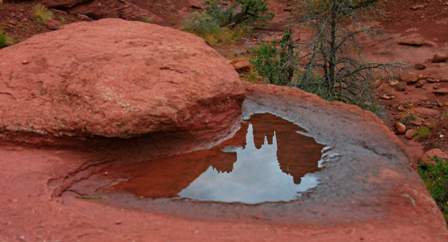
419 157 448 222
33 4 54 24
182 12 250 45
183 11 221 36
231 0 273 26
204 0 236 26
414 126 432 141
298 0 395 112
205 0 272 27
0 30 13 48
183 0 272 45
203 25 249 45
240 68 262 82
250 31 296 85
0 31 7 48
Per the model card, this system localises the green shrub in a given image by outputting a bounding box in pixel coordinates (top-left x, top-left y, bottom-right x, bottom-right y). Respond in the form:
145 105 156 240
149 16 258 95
182 12 250 45
419 158 448 222
0 30 13 48
183 0 272 45
240 68 262 82
204 0 272 27
204 0 236 26
0 31 7 48
251 43 281 81
203 25 250 45
183 12 221 36
232 0 273 26
250 31 296 85
32 4 54 24
414 126 432 141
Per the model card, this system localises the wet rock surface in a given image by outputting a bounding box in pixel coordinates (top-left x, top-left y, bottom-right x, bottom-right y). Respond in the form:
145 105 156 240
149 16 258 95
0 19 244 141
0 84 446 242
70 113 324 204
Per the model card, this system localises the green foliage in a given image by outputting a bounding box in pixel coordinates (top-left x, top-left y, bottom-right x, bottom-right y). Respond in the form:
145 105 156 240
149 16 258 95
232 0 273 26
240 68 262 82
204 0 236 26
250 31 296 85
0 30 13 48
183 11 221 36
183 0 272 45
182 12 250 45
251 43 282 83
205 0 272 26
0 31 7 48
204 26 250 45
32 4 54 24
139 16 153 23
414 126 432 141
419 158 448 222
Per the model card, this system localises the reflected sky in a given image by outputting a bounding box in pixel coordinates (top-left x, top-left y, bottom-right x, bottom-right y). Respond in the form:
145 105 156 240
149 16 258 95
179 123 319 204
108 113 323 204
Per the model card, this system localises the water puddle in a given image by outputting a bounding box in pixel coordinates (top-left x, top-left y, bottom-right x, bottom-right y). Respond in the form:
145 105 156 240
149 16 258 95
104 113 324 204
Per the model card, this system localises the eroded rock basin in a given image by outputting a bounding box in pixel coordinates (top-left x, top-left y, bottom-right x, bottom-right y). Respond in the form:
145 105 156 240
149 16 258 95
68 113 324 205
0 84 447 241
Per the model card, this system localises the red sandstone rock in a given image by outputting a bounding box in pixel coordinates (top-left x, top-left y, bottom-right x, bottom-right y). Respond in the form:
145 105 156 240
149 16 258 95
421 148 448 165
405 129 416 139
434 88 448 95
0 83 447 242
414 63 426 70
431 53 448 63
397 34 436 47
414 107 440 117
43 0 163 23
231 59 251 73
395 121 407 134
42 0 87 9
0 19 245 139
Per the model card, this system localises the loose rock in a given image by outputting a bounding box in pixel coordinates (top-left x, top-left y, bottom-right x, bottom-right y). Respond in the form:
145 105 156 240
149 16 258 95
395 122 407 134
414 63 426 70
380 94 394 100
231 59 251 73
416 80 425 88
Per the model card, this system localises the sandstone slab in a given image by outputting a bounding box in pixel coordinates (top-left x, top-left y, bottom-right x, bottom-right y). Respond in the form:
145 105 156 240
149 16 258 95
0 84 446 241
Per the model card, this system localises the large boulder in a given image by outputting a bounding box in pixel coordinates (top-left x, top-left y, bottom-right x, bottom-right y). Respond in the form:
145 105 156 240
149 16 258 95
0 19 245 139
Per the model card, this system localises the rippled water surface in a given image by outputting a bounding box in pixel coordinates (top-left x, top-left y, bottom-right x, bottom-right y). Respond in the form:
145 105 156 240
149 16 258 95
110 113 324 204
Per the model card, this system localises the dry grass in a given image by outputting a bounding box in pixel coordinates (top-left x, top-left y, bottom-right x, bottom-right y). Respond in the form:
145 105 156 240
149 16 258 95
32 4 54 24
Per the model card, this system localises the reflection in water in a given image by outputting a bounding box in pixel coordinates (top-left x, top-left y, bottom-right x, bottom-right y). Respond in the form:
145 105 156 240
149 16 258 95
110 113 324 204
